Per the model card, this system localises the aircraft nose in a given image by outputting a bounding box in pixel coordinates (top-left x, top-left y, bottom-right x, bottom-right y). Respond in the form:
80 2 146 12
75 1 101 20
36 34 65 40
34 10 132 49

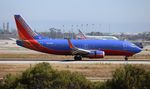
134 46 142 53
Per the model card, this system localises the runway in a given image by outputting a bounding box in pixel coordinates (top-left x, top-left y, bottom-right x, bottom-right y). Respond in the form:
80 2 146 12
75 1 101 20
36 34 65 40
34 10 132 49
0 59 150 64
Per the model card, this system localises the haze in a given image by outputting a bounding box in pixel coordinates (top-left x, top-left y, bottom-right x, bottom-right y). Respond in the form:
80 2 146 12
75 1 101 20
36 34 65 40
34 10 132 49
0 0 150 33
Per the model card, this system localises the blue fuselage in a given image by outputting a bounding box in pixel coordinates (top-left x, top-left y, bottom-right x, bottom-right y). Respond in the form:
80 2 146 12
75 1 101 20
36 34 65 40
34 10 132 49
34 39 141 56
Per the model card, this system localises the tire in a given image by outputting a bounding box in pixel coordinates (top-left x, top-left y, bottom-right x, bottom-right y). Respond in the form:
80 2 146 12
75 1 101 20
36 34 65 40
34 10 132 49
125 56 128 61
74 55 82 61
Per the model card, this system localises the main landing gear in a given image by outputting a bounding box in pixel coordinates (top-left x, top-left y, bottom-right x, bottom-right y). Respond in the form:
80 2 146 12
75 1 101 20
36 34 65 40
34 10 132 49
125 56 128 61
74 55 82 61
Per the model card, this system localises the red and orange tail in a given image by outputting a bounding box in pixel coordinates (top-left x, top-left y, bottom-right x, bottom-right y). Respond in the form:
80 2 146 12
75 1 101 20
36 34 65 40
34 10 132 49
14 15 37 40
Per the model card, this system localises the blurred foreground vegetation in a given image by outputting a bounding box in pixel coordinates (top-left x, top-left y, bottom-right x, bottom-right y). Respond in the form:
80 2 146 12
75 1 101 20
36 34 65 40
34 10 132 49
0 63 149 89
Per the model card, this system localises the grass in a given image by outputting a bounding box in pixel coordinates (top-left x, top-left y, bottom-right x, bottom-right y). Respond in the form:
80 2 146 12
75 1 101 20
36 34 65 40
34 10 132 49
0 63 150 81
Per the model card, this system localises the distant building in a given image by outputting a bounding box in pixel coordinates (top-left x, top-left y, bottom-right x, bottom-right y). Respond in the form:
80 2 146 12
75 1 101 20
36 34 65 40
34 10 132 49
2 22 10 34
6 22 9 33
0 22 17 39
3 23 5 31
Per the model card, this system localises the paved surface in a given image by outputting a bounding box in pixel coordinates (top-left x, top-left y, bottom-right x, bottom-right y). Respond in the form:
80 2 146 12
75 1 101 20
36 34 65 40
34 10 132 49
0 59 150 64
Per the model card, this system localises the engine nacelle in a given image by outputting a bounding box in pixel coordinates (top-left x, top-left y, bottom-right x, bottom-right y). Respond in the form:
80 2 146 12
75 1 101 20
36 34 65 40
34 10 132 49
87 50 105 58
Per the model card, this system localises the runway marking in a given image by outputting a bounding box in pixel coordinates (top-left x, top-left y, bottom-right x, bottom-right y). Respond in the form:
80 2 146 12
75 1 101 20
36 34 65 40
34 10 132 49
0 60 150 64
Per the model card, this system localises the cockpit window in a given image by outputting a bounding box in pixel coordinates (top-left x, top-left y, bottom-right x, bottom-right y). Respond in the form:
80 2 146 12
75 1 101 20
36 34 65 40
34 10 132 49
130 43 137 47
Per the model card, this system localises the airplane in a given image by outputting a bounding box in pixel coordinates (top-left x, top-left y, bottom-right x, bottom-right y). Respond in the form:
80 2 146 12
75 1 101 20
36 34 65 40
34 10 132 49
77 30 143 49
14 15 142 61
76 29 119 40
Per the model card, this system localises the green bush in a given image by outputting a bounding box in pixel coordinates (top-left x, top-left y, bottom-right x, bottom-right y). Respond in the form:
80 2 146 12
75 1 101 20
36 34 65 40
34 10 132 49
94 65 150 89
0 63 150 89
0 74 20 89
0 62 92 89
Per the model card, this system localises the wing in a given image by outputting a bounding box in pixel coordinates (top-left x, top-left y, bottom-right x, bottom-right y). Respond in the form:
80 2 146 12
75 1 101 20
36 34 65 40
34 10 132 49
67 39 105 58
68 39 90 55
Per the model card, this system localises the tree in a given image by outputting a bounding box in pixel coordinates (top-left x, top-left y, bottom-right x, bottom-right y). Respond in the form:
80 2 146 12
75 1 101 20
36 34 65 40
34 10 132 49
0 62 92 89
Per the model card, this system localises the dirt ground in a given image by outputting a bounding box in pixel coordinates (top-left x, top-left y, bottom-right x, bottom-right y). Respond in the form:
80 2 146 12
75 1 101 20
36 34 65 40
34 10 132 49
0 63 150 81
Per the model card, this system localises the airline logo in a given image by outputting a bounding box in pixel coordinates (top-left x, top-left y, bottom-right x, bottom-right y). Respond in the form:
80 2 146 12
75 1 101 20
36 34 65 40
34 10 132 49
15 15 37 39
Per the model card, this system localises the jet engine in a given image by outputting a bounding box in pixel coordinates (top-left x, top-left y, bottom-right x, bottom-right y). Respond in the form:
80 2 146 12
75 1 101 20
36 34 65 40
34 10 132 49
87 50 105 58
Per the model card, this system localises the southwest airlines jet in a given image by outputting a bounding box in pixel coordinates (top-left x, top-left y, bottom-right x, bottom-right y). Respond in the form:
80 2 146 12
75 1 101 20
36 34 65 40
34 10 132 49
14 15 142 61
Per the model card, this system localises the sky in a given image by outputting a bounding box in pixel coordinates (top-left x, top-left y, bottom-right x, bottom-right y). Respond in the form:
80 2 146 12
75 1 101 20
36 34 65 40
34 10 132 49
0 0 150 33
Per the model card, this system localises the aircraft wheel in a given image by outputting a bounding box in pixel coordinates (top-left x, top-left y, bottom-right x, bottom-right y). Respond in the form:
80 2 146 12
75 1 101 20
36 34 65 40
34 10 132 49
74 55 82 61
125 56 128 61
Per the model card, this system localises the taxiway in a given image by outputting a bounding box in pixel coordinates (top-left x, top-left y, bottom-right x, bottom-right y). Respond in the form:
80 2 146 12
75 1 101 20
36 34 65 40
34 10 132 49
0 59 149 64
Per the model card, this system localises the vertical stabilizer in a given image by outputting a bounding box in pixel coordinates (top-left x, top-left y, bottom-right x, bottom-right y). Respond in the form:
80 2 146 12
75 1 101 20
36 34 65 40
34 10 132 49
76 30 86 39
14 15 37 40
